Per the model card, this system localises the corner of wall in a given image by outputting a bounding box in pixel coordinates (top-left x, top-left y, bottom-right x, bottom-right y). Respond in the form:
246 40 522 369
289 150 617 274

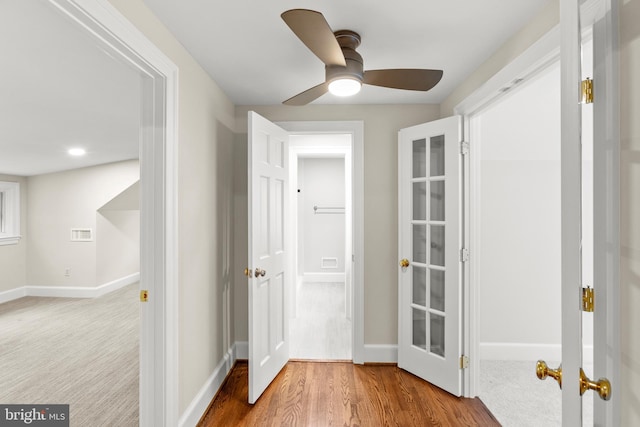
439 0 559 117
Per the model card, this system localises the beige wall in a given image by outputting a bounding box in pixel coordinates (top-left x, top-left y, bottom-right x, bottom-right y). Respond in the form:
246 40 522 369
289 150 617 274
107 0 236 414
0 174 28 293
26 160 139 287
234 105 440 345
620 0 640 423
439 0 559 116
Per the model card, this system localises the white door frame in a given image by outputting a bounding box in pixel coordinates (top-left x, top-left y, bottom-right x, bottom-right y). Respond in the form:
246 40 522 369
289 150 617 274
455 24 561 398
49 1 179 425
455 0 619 416
278 121 365 364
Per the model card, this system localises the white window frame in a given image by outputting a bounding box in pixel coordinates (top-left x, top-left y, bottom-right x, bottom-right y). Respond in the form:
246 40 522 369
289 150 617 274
0 181 21 245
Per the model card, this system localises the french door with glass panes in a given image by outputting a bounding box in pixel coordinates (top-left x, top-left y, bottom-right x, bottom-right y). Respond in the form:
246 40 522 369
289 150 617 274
397 116 462 396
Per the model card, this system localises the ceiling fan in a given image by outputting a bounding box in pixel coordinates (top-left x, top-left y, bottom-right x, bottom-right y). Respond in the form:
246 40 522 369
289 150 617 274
281 9 443 106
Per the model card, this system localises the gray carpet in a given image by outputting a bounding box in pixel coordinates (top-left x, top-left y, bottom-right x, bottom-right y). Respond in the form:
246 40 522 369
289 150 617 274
0 284 139 426
480 360 593 426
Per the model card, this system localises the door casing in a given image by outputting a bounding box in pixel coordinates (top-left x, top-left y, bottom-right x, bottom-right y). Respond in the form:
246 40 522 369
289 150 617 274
47 1 180 425
455 23 562 399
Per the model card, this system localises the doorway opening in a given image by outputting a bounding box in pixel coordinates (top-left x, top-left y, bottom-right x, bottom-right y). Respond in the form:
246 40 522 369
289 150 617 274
289 134 353 360
46 0 180 424
465 47 594 426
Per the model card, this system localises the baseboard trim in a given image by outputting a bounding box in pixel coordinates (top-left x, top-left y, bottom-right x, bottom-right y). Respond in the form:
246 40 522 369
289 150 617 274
302 272 345 283
94 272 141 297
0 286 26 304
0 273 141 301
178 342 242 427
235 341 248 359
234 341 394 364
479 342 594 364
363 344 398 363
178 346 234 427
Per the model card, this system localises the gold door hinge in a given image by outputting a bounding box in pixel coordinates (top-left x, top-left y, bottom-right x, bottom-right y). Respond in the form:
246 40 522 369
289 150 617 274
460 355 469 369
140 290 149 302
582 286 594 312
581 78 593 104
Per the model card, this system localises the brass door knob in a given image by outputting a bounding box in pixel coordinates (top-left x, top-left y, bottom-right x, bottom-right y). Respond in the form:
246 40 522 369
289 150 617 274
580 368 611 401
536 360 562 388
399 258 410 268
255 268 267 277
244 268 253 278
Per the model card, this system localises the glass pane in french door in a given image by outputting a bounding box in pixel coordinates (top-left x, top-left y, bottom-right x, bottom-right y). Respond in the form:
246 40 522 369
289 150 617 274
411 135 447 357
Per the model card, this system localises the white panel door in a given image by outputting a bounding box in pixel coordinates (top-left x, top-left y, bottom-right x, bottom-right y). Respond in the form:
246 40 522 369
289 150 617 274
248 111 289 404
398 116 462 396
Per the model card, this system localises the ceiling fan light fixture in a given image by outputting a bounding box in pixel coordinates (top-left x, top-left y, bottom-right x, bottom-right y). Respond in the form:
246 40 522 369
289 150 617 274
328 77 361 97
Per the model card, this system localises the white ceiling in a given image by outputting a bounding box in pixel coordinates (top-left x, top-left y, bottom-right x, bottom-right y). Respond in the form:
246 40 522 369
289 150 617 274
143 0 551 105
1 0 140 177
1 0 551 176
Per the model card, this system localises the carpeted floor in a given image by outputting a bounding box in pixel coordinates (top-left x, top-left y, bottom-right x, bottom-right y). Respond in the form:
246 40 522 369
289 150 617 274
479 360 594 426
0 284 139 426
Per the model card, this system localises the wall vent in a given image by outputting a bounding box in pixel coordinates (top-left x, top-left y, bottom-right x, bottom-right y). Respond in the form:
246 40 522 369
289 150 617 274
321 257 338 269
70 228 93 242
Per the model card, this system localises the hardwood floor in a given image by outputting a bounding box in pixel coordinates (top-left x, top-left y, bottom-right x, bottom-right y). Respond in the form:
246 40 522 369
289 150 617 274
199 361 499 427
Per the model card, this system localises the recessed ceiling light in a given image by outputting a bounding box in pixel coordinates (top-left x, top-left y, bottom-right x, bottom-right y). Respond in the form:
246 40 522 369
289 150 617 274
68 148 86 156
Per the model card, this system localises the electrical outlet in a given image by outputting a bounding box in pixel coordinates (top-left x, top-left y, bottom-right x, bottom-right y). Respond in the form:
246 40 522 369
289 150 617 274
64 268 71 277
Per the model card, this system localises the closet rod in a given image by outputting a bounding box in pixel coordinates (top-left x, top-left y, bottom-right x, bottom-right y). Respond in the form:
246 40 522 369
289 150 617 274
314 205 345 214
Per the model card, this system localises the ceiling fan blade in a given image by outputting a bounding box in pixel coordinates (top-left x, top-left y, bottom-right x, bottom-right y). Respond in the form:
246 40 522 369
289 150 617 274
363 69 443 91
281 9 346 67
283 82 329 106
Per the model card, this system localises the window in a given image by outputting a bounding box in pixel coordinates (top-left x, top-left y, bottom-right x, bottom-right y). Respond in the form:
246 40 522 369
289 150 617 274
0 181 21 245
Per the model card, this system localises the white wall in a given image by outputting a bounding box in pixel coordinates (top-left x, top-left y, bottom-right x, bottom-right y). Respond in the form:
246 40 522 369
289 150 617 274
0 174 27 293
97 181 140 285
475 62 562 359
298 158 345 277
474 59 594 361
26 160 139 287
